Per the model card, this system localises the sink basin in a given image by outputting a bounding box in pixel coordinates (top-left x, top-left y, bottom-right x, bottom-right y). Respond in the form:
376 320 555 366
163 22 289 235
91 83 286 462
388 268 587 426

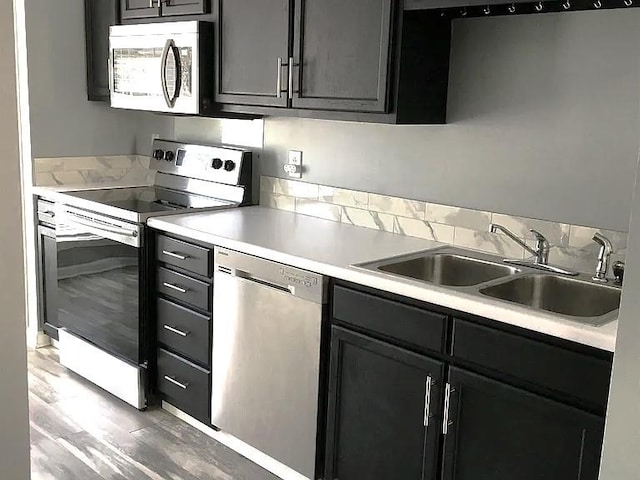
374 252 520 287
480 274 621 323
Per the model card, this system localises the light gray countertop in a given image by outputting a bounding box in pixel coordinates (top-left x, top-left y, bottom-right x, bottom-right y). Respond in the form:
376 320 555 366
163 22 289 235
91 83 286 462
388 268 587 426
148 207 616 352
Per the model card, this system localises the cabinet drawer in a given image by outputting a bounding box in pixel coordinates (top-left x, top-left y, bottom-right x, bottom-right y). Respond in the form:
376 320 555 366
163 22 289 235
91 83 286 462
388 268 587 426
157 348 210 423
157 298 210 366
452 318 612 412
333 286 447 354
157 267 211 311
157 235 212 277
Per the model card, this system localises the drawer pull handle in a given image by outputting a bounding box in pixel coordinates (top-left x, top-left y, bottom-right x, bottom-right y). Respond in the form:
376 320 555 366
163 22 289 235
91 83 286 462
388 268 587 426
163 325 190 337
163 282 187 294
162 250 188 260
164 375 189 390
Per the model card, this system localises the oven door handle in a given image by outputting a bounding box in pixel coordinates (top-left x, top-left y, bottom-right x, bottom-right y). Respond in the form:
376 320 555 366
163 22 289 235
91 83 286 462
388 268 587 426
65 216 138 239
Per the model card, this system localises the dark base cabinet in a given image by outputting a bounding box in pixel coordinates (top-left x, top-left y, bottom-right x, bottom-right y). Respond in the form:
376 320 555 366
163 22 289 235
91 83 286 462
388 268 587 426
442 367 604 480
326 283 611 480
325 327 444 480
152 232 213 424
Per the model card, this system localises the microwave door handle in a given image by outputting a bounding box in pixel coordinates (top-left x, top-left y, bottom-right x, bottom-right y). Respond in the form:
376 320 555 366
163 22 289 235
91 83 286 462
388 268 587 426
172 43 182 103
161 39 174 108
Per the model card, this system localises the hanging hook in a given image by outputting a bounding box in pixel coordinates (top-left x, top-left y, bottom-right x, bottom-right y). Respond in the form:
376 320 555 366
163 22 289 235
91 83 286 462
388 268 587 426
562 0 571 9
535 1 544 11
625 0 633 6
483 5 491 14
593 0 602 7
460 6 468 16
508 3 516 13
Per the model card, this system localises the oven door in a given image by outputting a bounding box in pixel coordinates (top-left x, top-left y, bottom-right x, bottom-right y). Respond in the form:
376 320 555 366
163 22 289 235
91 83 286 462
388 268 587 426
55 206 144 365
109 22 201 114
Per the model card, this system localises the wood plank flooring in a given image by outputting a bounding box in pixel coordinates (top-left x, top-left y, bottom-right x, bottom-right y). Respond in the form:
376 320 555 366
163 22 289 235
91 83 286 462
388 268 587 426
28 347 279 480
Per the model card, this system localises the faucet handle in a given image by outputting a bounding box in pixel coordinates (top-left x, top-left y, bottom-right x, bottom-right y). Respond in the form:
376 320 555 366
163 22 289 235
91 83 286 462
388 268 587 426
529 229 550 246
613 261 625 285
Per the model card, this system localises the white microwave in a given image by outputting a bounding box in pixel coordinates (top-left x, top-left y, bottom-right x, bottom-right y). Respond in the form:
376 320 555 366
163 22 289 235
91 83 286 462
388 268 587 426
109 21 213 114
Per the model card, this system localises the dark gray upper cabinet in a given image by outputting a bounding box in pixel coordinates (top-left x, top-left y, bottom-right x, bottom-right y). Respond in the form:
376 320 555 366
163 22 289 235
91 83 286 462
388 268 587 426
442 367 604 480
162 0 207 16
120 0 160 20
213 0 290 107
215 5 451 123
325 326 444 480
85 0 118 102
121 0 207 20
291 0 393 112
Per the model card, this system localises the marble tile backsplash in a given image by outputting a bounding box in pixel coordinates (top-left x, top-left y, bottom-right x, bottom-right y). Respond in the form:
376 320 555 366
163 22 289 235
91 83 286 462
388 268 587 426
260 176 628 275
34 155 154 187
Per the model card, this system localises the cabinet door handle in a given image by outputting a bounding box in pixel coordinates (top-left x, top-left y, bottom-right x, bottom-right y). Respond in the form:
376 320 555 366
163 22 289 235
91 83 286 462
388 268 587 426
423 376 434 427
163 324 190 337
163 282 187 294
164 375 189 389
442 382 455 435
162 250 188 260
277 57 284 98
288 56 297 100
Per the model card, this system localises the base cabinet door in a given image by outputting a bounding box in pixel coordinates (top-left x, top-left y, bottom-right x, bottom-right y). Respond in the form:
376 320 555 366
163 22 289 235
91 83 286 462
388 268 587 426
442 367 605 480
325 326 444 480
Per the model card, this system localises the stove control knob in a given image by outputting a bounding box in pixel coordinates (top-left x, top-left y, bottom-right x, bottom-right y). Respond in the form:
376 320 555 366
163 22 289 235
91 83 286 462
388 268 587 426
211 158 223 170
153 149 165 160
224 160 236 172
165 151 175 162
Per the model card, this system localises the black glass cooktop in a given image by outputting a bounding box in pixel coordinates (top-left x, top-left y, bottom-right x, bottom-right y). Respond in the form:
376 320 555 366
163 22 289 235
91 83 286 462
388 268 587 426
63 186 232 214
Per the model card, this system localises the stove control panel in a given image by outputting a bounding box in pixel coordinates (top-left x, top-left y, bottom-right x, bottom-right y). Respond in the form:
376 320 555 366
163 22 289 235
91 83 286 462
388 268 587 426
150 139 252 186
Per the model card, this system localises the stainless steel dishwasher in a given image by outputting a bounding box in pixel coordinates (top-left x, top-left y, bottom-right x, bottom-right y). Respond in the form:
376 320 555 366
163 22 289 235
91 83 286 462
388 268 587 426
211 247 327 479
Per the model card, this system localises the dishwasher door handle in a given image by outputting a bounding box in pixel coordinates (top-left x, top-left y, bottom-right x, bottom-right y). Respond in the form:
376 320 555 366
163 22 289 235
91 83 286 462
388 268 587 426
221 267 294 295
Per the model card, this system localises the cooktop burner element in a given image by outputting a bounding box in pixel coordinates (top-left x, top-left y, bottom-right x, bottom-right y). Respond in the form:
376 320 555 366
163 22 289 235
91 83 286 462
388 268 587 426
54 139 253 223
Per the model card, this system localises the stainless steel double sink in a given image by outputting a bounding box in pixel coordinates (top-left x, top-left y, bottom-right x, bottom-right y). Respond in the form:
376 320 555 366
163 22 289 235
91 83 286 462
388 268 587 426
358 247 621 326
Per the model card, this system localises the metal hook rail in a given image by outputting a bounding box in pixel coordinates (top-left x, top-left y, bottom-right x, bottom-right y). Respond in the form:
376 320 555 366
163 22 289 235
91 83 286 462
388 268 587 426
439 0 637 19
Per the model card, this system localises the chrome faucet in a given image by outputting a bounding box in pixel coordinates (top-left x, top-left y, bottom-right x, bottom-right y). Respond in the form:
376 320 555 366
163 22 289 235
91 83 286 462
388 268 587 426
592 233 613 282
490 223 550 265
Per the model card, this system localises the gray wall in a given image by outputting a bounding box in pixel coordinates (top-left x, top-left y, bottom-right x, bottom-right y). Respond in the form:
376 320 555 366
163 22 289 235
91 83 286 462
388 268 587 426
600 157 640 479
0 0 31 477
26 0 173 158
254 10 640 232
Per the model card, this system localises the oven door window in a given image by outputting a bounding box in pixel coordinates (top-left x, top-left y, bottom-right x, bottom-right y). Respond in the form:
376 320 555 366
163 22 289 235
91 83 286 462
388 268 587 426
56 226 141 364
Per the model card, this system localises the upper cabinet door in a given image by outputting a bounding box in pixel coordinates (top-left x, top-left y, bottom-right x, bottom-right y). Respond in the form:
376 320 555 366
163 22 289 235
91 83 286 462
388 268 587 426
214 0 290 107
85 0 118 101
120 0 160 20
292 0 394 112
441 367 605 480
162 0 208 17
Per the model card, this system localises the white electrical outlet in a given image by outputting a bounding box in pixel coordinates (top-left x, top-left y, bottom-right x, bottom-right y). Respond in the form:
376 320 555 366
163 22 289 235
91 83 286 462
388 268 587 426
285 150 303 178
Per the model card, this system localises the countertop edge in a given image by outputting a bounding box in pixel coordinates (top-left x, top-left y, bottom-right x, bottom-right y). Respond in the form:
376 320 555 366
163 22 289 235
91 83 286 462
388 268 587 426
148 214 617 353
